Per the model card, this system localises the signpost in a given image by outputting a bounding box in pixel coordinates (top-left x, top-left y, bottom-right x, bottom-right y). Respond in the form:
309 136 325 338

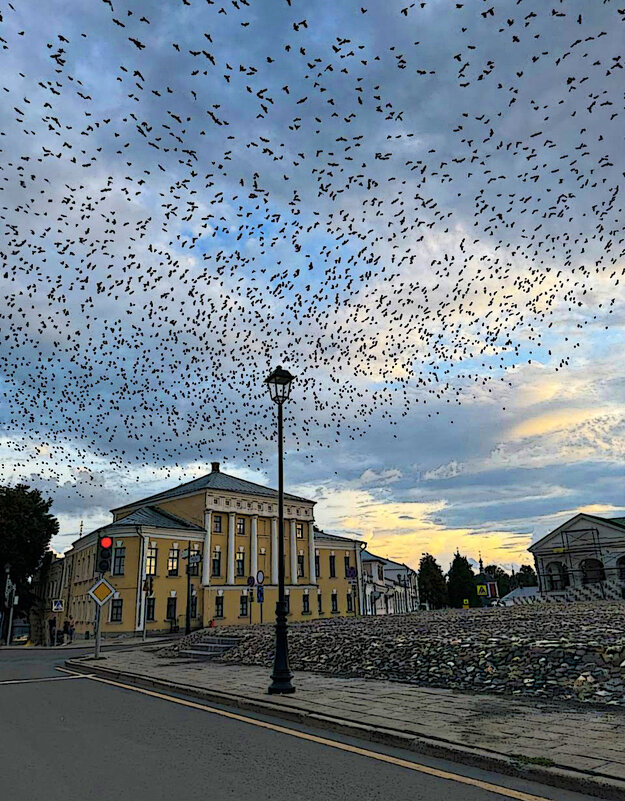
52 599 64 613
88 578 116 658
477 585 488 597
257 585 264 623
462 598 470 609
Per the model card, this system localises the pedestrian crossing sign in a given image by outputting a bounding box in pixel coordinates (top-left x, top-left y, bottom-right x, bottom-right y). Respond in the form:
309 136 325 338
51 599 64 612
477 584 488 596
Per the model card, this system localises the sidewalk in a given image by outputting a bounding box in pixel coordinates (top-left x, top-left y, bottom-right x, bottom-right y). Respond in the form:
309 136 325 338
1 635 176 650
66 648 625 799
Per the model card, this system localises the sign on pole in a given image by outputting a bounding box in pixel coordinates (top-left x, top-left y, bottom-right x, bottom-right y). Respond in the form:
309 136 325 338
88 578 116 606
462 598 470 609
257 585 264 604
477 585 488 597
256 570 264 586
247 575 255 587
189 554 202 565
52 599 64 613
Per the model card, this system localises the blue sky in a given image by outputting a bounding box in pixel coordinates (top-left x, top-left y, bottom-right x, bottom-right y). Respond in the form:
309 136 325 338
0 0 624 571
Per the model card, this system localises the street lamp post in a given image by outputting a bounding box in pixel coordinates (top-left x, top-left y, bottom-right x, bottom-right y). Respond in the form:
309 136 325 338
265 365 296 695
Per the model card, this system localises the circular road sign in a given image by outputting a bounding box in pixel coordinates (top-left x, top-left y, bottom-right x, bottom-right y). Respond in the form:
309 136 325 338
247 575 255 587
256 570 265 585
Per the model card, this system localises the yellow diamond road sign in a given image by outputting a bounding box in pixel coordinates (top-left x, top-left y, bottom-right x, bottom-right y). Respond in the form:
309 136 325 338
89 578 116 606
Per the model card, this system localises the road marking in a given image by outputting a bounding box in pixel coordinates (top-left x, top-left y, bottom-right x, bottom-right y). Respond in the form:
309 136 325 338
0 674 94 686
58 667 554 801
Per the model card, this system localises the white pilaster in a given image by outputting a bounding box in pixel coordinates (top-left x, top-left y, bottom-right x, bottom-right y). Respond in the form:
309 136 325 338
202 510 212 586
308 521 316 584
251 515 258 580
227 512 235 584
271 517 278 584
290 519 298 584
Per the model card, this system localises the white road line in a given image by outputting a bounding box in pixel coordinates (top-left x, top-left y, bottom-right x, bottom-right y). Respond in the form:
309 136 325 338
58 666 556 801
0 674 94 685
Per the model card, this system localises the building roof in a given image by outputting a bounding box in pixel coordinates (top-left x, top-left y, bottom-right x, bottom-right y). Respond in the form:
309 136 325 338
111 464 313 512
529 512 625 552
499 586 539 602
361 549 387 563
104 505 205 532
313 527 365 545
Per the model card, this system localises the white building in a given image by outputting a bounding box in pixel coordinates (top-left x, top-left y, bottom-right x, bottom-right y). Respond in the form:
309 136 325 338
360 550 419 615
528 513 625 601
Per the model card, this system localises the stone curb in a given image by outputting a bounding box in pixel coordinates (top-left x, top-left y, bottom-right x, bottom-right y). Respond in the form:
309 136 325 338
1 638 176 651
65 658 625 800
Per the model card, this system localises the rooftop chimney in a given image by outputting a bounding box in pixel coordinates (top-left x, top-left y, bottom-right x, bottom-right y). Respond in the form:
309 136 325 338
211 461 220 473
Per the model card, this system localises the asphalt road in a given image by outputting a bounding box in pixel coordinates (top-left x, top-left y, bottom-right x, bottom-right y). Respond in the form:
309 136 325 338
0 650 598 801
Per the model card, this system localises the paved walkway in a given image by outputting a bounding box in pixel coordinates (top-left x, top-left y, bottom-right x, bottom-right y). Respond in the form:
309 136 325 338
72 648 625 788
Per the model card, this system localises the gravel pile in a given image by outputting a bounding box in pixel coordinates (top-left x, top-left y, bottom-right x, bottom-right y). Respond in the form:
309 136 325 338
161 601 625 705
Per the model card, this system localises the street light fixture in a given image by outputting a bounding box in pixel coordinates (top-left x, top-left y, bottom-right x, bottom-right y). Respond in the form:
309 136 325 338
265 365 296 695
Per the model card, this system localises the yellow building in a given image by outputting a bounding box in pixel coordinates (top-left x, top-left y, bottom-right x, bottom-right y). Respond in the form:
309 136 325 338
55 463 365 638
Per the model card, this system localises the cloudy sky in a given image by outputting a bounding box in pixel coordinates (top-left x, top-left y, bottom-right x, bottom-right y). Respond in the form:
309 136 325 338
1 0 624 572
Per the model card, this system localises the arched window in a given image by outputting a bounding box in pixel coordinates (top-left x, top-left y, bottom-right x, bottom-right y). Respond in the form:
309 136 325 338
581 559 605 585
617 556 625 582
545 561 569 591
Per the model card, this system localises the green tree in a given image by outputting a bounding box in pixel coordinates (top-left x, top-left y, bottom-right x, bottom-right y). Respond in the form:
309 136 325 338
516 564 538 588
0 484 58 595
447 551 477 608
418 553 448 609
484 564 511 597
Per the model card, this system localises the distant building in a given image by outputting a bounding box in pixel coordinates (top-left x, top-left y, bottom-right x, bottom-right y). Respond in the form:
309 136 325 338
360 550 419 615
529 513 625 602
474 557 499 607
498 586 539 606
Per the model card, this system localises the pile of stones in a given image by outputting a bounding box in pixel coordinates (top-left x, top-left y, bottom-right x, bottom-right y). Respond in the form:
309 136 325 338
163 601 625 705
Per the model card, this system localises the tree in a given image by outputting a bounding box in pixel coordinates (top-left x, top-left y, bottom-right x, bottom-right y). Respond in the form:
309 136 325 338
516 564 538 588
484 564 511 597
447 551 477 608
0 484 58 594
418 553 448 609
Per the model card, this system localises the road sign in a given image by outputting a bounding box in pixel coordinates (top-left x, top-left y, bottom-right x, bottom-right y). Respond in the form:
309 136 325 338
181 548 189 558
462 599 470 609
256 570 264 585
247 575 255 587
477 584 488 597
88 578 116 606
189 554 202 565
52 599 64 612
4 577 14 602
257 586 264 603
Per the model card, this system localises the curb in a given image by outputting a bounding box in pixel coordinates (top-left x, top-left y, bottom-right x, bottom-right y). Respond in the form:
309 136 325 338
65 658 625 800
1 638 177 651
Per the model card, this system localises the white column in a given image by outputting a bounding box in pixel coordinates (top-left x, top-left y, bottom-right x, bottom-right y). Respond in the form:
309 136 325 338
227 512 235 584
202 510 212 586
271 517 278 584
308 521 316 584
135 531 147 631
251 515 258 580
290 519 298 585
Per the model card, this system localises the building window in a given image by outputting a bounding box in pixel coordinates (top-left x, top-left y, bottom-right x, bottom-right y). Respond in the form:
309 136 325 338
215 595 224 618
296 523 304 539
331 593 338 613
329 555 336 578
166 597 177 621
317 593 323 614
240 594 248 617
188 549 200 577
145 547 157 576
113 547 125 576
344 556 350 577
146 596 155 621
236 553 245 577
190 595 198 618
110 598 123 622
168 548 179 577
302 594 310 614
315 554 320 577
214 515 222 533
618 557 625 582
297 554 305 578
285 595 290 614
212 552 221 577
237 518 245 535
347 592 354 613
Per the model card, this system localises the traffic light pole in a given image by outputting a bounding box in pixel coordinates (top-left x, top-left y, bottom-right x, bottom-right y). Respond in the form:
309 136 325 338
94 603 101 659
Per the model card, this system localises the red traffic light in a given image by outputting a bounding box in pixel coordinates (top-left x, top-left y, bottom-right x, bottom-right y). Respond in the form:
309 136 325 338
100 536 113 549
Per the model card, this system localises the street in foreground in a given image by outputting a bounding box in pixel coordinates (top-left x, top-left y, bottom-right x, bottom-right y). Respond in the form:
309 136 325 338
0 649 599 801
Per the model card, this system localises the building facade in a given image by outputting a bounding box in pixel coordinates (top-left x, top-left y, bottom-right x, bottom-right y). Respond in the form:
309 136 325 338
40 463 365 638
529 513 625 602
361 550 419 615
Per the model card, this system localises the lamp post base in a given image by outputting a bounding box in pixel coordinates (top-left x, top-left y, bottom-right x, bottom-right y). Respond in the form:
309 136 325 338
268 600 295 694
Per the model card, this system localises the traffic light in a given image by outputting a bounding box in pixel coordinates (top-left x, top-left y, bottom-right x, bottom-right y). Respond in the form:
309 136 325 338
96 535 113 574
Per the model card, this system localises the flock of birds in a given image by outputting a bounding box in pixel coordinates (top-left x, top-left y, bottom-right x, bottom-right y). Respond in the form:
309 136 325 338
0 0 623 500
